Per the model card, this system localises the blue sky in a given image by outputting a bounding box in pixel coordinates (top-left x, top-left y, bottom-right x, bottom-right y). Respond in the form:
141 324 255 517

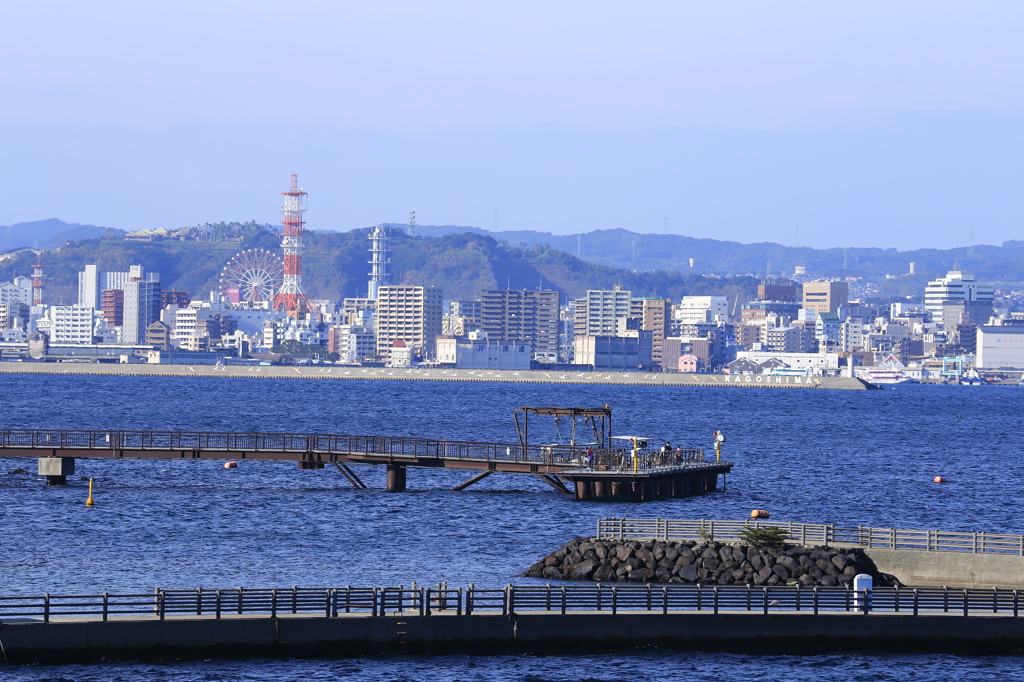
1 2 1021 249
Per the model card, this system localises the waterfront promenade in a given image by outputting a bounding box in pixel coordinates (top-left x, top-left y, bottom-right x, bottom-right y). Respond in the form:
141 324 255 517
4 582 1024 663
0 361 869 389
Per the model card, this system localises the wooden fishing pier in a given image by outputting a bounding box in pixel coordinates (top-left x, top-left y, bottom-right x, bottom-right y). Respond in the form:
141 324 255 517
0 407 731 501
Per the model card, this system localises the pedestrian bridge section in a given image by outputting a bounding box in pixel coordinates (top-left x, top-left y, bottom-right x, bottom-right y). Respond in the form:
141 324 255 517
0 428 732 501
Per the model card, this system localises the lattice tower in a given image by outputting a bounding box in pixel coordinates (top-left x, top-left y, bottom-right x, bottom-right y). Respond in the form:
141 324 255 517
272 174 316 318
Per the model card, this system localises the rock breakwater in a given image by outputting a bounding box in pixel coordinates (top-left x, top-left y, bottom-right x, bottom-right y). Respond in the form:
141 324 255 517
525 538 896 587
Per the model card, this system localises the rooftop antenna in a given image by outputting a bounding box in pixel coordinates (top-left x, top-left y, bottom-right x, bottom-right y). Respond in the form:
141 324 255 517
408 210 416 237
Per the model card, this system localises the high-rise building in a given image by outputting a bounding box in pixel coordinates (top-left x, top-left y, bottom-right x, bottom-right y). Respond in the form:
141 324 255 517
375 285 443 361
122 277 162 344
630 298 670 368
100 290 124 326
924 269 994 326
480 290 560 362
802 281 849 314
574 288 632 337
78 264 100 309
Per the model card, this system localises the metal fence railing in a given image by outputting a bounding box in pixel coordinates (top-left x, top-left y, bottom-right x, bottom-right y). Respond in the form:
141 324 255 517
2 583 1022 622
0 429 722 473
595 518 1024 555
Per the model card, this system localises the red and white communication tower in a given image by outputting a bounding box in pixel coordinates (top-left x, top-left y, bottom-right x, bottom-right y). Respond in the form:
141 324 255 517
31 260 44 305
271 174 316 318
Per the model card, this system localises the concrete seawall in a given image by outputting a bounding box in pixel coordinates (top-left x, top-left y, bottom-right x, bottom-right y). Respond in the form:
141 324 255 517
0 363 869 390
4 611 1024 663
860 547 1024 588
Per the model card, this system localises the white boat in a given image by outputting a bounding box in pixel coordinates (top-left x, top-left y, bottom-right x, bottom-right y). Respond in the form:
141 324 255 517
855 368 919 385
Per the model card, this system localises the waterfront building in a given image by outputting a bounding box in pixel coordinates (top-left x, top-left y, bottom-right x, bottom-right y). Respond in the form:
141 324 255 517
47 306 96 344
976 321 1024 369
573 330 653 370
436 336 532 370
480 289 560 363
376 285 443 361
802 281 849 314
924 269 993 326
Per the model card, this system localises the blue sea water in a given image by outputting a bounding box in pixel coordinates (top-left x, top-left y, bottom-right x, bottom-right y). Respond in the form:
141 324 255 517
2 375 1023 678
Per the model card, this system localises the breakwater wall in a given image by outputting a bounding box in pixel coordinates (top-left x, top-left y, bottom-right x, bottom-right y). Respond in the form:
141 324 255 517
594 518 1024 589
0 362 869 390
6 611 1024 663
525 538 892 587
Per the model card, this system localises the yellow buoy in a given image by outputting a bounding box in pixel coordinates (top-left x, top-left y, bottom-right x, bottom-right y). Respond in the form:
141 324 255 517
85 478 95 506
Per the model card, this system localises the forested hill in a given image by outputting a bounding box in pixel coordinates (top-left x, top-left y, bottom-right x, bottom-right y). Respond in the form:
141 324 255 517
4 227 761 306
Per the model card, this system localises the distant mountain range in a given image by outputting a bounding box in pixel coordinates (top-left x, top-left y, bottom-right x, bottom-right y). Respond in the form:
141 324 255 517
388 223 1024 283
3 219 1022 307
0 219 119 253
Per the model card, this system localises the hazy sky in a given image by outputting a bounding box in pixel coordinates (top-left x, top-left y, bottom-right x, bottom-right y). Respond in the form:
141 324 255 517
1 2 1021 249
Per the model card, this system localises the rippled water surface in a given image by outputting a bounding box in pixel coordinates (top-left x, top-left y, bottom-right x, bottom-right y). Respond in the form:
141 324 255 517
3 375 1023 676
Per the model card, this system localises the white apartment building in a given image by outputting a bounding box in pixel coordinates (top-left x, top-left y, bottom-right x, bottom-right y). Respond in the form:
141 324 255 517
0 277 32 306
674 296 729 325
48 306 96 344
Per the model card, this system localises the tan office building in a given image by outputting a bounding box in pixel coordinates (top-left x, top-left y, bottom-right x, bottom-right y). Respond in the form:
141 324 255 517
375 285 443 361
802 281 849 314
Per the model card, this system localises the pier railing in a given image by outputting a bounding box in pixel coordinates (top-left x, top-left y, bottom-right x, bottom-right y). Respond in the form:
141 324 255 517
2 584 1022 621
0 428 717 472
596 518 1024 555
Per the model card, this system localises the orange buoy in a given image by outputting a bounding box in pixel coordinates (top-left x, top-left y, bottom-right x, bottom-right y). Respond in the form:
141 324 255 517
750 509 770 519
224 461 238 469
933 476 945 483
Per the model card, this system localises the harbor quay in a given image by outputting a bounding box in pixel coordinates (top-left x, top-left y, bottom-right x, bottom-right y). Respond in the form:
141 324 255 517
4 582 1024 663
0 362 871 389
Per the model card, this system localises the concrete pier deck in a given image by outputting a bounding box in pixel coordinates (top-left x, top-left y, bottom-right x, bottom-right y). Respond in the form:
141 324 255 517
5 608 1024 663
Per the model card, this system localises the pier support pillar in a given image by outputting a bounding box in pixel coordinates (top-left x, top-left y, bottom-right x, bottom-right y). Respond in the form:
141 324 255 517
593 480 607 497
386 463 407 492
38 457 74 486
575 480 592 500
611 482 623 497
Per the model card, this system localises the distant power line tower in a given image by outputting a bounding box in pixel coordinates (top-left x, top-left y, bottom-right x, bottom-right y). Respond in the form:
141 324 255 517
31 259 44 305
576 235 581 259
368 225 390 299
271 174 315 318
967 226 975 258
408 210 416 236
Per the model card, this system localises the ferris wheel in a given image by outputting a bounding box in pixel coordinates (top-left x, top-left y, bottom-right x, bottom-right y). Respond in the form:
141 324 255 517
219 248 284 304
